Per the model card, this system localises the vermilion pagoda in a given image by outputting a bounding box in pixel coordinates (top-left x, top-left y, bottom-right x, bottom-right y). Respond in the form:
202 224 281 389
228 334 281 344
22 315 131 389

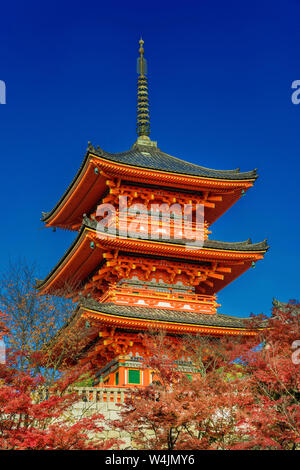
37 40 268 388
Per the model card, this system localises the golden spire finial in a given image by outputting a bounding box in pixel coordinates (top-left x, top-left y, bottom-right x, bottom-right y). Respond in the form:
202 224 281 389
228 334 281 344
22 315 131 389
136 38 150 137
139 37 144 57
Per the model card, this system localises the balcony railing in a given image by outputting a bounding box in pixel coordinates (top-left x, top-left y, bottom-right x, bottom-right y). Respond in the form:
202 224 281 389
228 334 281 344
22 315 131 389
99 286 219 314
96 212 210 241
75 387 128 403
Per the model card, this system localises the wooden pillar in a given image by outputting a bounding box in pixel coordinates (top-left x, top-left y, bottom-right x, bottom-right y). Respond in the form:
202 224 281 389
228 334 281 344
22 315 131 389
119 365 126 386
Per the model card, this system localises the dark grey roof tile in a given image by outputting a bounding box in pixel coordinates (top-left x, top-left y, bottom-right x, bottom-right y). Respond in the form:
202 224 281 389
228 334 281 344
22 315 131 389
80 297 257 330
42 142 258 222
95 143 258 180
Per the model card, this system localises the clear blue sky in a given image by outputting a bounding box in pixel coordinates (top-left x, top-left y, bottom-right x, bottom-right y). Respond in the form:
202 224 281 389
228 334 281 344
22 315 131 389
0 0 299 318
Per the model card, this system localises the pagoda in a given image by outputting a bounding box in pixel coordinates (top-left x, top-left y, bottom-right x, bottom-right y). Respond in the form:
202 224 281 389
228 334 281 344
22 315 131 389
37 39 268 388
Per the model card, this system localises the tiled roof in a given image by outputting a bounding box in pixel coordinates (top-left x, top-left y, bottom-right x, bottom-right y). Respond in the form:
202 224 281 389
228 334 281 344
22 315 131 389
41 141 257 222
36 216 268 290
80 297 255 330
84 216 269 251
91 142 258 180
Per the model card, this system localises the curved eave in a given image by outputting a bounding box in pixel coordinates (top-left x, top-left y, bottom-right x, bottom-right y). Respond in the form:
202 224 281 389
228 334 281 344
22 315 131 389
36 224 269 295
80 307 260 337
42 149 257 229
94 144 258 180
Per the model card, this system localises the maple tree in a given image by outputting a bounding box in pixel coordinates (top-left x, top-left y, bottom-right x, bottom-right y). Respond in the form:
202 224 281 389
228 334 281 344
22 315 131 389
0 260 120 450
0 260 99 383
230 301 300 450
0 260 75 372
0 356 119 449
112 332 254 450
114 303 300 450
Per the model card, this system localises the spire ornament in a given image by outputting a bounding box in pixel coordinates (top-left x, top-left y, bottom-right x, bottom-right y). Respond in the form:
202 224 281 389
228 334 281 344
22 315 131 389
137 38 150 137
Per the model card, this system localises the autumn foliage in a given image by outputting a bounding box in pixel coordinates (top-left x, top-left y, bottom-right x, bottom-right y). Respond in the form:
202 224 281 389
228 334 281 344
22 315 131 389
113 302 300 450
0 260 299 450
0 363 114 450
231 301 300 450
0 261 119 450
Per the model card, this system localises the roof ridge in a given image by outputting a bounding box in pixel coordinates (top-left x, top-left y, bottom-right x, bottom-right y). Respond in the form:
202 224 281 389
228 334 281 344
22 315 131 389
104 143 255 177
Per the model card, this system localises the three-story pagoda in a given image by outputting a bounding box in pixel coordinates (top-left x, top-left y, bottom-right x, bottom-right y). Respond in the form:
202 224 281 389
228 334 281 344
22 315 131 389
37 39 268 388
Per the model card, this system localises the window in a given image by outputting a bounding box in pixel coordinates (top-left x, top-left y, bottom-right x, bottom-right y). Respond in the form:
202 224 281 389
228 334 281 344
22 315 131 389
128 369 140 384
115 371 119 386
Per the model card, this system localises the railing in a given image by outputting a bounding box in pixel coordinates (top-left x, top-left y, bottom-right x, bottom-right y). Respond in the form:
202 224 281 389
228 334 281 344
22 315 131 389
31 387 129 404
112 286 217 303
99 286 219 314
96 212 210 241
75 387 128 403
